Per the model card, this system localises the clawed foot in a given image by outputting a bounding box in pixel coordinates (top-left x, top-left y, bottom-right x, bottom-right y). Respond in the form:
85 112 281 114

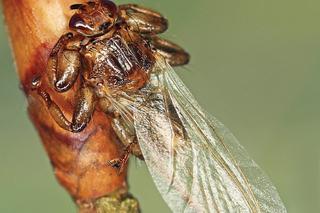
108 143 135 174
108 158 128 174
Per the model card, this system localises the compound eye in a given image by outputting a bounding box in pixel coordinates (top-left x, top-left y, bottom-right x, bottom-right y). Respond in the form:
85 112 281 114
100 0 118 17
69 14 93 31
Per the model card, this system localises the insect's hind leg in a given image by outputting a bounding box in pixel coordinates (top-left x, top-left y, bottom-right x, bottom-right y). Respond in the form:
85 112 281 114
119 4 168 34
150 36 190 66
109 118 143 173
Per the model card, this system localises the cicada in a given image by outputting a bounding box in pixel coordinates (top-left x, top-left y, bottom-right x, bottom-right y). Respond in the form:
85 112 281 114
33 0 286 212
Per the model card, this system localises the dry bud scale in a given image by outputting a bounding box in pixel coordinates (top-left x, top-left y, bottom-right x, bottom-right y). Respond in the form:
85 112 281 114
3 0 286 212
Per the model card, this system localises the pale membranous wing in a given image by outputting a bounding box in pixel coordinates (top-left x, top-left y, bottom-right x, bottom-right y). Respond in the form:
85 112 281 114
115 56 286 213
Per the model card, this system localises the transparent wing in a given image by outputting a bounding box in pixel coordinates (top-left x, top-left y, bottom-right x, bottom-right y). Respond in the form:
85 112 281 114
122 57 286 213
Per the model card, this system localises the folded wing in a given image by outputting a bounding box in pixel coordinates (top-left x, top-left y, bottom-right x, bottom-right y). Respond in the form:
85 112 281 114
128 57 286 213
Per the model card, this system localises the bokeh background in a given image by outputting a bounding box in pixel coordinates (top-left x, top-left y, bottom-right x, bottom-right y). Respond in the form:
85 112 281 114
1 0 319 212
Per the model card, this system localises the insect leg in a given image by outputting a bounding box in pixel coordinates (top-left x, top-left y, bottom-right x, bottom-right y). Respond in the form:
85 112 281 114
111 118 142 157
150 36 190 66
54 50 81 92
108 142 136 174
109 118 143 173
119 4 168 34
71 86 96 132
47 33 82 92
38 86 96 133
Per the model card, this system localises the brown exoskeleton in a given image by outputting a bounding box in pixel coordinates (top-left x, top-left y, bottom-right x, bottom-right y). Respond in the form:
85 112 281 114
31 1 288 212
34 0 189 171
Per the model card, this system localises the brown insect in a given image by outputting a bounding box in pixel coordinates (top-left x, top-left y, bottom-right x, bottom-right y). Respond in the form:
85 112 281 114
33 1 286 212
33 0 189 169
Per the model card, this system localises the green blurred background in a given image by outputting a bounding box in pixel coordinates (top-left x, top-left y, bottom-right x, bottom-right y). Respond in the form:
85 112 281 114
0 0 319 212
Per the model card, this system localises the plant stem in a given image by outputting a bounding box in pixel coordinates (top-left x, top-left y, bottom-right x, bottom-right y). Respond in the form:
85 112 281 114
2 0 139 211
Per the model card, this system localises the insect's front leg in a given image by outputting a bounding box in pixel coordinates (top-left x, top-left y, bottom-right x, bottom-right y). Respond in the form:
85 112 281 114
150 36 190 67
37 86 96 132
119 4 168 34
47 33 82 92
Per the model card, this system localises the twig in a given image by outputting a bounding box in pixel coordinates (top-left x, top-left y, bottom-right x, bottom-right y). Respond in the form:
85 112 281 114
2 0 139 212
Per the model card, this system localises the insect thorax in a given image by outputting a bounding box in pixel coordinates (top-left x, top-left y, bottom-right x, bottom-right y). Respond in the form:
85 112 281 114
82 32 156 91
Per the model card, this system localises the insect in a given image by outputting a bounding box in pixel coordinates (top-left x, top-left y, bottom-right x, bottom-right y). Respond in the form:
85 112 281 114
33 0 286 212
